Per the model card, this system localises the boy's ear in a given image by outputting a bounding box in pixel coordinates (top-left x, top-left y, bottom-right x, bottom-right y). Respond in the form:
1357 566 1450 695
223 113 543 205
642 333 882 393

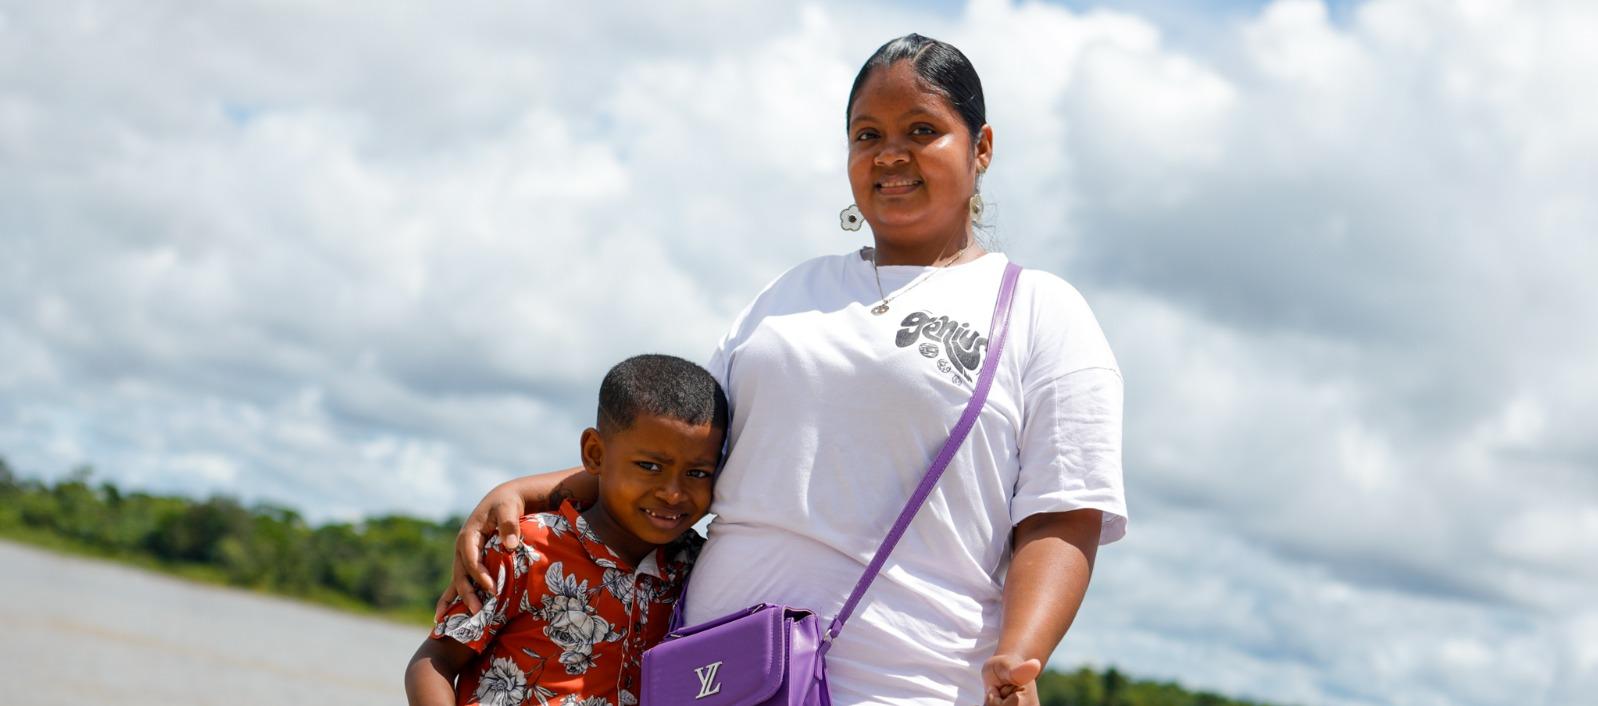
579 428 604 475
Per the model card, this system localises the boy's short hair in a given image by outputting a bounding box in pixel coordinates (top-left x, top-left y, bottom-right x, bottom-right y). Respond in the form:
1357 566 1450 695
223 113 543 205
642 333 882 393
597 354 729 436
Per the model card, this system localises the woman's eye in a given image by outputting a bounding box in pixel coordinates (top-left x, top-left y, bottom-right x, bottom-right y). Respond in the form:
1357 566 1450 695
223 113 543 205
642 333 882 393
854 130 878 142
912 125 936 136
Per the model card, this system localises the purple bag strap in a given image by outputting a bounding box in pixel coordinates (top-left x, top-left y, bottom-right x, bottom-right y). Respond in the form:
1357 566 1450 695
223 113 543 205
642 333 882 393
820 261 1023 653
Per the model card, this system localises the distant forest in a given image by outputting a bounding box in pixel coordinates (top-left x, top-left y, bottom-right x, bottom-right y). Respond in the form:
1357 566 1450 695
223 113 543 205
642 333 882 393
0 458 1287 706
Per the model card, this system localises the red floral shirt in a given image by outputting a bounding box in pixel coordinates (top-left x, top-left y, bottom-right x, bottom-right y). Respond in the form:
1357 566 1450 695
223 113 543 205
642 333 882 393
432 501 699 706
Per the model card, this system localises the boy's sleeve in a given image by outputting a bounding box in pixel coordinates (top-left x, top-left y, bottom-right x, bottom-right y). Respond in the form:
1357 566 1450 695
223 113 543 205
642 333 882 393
431 533 537 652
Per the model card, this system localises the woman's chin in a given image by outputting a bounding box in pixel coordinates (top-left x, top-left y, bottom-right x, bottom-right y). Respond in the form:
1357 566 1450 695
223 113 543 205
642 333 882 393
869 212 959 243
866 208 933 231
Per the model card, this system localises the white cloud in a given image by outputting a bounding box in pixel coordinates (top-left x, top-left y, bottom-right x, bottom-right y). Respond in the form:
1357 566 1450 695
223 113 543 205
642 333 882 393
1 0 1594 704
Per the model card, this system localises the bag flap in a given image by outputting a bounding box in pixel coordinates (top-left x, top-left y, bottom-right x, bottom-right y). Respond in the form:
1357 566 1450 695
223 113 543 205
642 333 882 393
642 604 786 706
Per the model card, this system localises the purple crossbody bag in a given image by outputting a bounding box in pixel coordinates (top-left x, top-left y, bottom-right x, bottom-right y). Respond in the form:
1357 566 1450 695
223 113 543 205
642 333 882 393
640 262 1023 706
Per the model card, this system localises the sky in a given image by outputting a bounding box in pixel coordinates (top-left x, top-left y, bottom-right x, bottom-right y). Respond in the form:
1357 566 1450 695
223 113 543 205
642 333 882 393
2 0 1595 704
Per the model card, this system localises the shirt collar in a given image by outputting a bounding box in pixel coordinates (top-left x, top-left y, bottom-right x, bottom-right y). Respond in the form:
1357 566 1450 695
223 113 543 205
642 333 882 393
558 500 670 580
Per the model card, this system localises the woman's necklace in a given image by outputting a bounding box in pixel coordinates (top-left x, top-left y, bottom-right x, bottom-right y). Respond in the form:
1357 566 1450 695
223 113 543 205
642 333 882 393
869 242 971 315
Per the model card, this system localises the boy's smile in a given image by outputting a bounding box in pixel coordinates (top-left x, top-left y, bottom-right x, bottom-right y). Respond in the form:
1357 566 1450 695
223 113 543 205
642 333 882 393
641 506 690 531
579 413 721 565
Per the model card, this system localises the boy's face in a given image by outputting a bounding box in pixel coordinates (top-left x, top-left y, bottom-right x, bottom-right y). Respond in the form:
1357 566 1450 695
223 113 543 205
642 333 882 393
580 413 721 558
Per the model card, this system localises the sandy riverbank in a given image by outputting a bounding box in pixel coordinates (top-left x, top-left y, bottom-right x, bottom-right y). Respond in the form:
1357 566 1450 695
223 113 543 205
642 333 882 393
0 539 425 705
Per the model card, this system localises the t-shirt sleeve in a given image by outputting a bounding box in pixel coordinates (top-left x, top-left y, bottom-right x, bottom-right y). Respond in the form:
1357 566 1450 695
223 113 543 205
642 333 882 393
1011 275 1128 543
706 328 734 396
706 320 744 460
430 533 537 652
705 275 778 413
705 288 770 469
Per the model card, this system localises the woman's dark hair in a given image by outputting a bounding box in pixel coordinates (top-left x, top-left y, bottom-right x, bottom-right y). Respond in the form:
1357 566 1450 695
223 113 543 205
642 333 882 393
845 33 986 138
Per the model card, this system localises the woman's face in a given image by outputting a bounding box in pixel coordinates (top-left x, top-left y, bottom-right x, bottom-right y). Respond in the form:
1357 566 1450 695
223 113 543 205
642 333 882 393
847 61 992 250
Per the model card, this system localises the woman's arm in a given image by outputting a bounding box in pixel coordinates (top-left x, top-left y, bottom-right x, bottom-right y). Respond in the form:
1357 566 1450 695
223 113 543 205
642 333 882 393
983 508 1102 706
404 638 475 706
432 467 595 619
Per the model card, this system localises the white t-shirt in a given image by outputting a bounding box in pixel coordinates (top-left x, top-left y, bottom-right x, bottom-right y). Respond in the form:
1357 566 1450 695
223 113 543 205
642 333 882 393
686 249 1126 705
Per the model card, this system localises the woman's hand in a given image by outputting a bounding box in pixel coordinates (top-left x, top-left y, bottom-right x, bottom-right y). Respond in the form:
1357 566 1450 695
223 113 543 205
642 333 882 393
982 509 1101 706
432 483 530 620
981 653 1042 706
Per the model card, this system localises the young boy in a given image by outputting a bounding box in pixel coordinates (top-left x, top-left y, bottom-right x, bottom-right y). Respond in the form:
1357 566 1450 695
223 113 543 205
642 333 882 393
405 354 726 706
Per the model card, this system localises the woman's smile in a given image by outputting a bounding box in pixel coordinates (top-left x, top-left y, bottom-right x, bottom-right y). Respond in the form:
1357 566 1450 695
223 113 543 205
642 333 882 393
876 176 923 196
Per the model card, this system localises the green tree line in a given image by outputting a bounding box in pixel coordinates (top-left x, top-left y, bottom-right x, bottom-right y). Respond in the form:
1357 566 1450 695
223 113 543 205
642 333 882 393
0 457 456 619
0 457 1288 706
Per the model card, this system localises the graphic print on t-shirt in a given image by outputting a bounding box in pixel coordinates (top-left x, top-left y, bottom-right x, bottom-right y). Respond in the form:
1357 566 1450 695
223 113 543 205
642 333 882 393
895 310 988 385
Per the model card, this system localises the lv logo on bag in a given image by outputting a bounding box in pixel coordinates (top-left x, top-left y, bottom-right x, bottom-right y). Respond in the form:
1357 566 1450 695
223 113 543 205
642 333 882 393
694 660 724 699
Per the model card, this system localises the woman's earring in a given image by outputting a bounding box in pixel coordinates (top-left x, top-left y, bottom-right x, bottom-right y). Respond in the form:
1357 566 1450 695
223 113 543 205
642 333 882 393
969 193 984 219
840 204 863 231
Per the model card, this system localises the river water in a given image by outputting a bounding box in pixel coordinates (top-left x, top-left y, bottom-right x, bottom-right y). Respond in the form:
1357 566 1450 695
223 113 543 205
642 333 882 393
0 539 426 705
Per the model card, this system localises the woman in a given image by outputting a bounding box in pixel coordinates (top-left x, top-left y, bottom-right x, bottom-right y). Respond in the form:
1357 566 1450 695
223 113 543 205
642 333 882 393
438 34 1126 706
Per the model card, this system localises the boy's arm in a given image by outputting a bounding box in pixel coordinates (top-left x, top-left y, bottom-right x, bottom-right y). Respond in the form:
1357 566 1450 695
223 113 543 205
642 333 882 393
436 467 593 618
414 531 534 704
405 638 475 706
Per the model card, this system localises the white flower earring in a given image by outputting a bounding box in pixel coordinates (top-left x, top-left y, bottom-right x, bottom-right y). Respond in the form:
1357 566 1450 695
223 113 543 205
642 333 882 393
840 204 863 231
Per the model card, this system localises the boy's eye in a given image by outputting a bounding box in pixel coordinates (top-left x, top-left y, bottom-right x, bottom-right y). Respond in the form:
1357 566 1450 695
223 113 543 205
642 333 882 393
635 461 661 472
687 469 714 479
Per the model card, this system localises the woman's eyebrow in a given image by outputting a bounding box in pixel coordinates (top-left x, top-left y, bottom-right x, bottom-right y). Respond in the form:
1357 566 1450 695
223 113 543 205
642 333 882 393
850 106 938 127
